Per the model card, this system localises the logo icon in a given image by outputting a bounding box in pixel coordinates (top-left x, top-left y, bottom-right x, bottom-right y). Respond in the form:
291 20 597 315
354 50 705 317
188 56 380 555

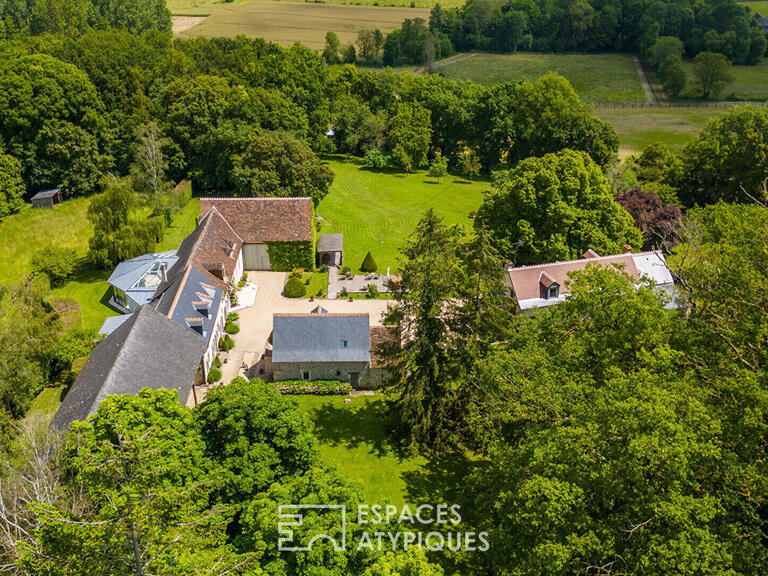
278 504 347 551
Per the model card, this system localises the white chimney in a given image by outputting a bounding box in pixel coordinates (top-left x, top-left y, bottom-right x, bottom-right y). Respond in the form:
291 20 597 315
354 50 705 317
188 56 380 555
160 263 168 283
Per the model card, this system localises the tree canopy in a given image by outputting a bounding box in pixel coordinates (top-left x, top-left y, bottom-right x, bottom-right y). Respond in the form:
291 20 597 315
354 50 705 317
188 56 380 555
476 149 641 264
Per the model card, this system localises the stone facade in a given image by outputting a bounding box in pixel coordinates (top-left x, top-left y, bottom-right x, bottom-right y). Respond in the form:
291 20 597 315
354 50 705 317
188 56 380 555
272 360 386 389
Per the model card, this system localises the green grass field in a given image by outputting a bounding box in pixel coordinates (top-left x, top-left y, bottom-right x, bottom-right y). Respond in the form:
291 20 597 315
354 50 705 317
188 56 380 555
0 194 199 333
596 106 726 155
317 157 489 273
172 0 428 49
739 1 768 15
440 53 647 103
293 395 480 506
679 59 768 101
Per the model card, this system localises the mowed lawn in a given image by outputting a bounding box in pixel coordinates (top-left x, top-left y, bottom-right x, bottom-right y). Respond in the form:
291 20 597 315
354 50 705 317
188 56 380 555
440 52 646 103
0 195 199 333
739 1 768 14
596 106 726 155
318 157 489 273
172 0 428 49
680 59 768 101
293 395 481 507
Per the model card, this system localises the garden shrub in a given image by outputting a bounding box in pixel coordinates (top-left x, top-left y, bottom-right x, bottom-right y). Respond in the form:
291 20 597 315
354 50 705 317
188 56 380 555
207 367 222 383
366 284 379 298
361 251 378 273
31 246 78 286
227 312 239 323
225 321 240 334
339 287 348 298
213 357 223 368
275 379 352 395
284 276 307 298
340 265 351 275
219 334 235 351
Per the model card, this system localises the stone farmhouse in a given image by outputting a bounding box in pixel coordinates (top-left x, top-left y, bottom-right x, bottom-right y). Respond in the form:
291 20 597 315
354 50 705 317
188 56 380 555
270 311 389 388
53 197 318 430
506 248 675 313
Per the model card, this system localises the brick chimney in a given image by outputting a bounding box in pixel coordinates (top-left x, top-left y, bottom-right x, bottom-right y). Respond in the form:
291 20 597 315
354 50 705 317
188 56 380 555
583 249 599 259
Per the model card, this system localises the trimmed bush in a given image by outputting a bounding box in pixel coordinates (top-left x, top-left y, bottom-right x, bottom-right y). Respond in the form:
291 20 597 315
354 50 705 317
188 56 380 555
219 334 235 351
366 284 380 299
284 276 307 298
275 379 352 395
213 356 223 368
225 321 240 334
361 251 378 273
207 367 222 383
227 312 239 322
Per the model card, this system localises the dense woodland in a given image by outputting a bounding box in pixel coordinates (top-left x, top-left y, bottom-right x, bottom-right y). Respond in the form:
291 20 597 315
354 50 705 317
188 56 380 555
0 0 767 574
380 0 767 66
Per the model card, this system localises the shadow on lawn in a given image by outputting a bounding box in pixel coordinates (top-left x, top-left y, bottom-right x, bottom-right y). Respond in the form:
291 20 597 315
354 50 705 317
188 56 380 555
305 398 412 460
402 453 488 509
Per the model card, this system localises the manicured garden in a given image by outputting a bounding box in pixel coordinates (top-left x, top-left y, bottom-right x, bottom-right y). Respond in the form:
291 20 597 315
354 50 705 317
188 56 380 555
292 394 480 507
317 157 488 273
440 52 647 103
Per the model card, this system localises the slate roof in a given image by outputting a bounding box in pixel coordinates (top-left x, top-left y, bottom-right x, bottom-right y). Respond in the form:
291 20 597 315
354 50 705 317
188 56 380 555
162 266 224 350
507 249 674 311
199 197 313 242
108 251 178 308
272 313 371 363
31 188 61 200
51 306 204 431
755 12 768 30
318 233 343 252
99 314 131 336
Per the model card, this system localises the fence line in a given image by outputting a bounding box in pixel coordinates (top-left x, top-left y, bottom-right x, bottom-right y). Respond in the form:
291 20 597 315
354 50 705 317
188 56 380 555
594 101 766 110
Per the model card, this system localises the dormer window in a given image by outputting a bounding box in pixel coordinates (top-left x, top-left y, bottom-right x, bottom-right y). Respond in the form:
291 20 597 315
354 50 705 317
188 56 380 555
186 317 205 335
539 271 560 299
548 284 559 299
193 300 210 317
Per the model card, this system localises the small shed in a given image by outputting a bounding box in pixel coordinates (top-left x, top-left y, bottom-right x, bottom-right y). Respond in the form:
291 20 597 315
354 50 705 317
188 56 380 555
318 233 343 267
31 188 62 209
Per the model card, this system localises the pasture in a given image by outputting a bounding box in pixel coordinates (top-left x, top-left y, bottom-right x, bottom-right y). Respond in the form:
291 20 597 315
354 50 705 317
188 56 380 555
739 1 768 14
440 52 647 103
171 0 428 49
317 157 489 274
680 59 768 102
596 106 726 155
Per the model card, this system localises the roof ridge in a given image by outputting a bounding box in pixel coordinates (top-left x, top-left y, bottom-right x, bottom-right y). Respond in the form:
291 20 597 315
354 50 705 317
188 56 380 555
274 312 371 318
510 250 662 271
202 196 311 201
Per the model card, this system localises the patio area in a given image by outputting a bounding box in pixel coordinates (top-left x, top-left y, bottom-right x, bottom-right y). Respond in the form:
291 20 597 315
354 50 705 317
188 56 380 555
327 266 396 299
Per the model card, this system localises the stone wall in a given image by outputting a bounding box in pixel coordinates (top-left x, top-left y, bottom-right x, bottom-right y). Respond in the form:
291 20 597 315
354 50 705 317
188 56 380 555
273 361 385 389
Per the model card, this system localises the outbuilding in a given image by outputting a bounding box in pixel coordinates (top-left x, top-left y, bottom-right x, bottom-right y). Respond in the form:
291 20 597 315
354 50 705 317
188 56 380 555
30 188 62 209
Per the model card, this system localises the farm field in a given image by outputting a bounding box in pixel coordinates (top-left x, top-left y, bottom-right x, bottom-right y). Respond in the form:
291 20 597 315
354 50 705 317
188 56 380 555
171 0 427 49
680 59 768 101
317 157 489 273
293 395 480 507
596 106 726 155
440 53 647 103
0 194 199 333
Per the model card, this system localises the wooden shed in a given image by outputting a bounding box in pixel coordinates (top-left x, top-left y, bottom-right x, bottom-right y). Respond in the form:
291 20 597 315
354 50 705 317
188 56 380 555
31 188 63 209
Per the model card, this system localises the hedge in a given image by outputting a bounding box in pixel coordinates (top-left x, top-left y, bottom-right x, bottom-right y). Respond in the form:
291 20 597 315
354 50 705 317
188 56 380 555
267 241 314 271
275 380 352 395
284 276 306 298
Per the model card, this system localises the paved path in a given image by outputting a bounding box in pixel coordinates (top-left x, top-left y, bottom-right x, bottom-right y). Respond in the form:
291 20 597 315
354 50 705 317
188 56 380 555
327 266 394 299
632 55 656 104
216 272 391 386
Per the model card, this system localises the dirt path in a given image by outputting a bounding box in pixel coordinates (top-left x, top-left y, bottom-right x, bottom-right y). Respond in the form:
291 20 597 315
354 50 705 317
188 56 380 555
632 55 656 104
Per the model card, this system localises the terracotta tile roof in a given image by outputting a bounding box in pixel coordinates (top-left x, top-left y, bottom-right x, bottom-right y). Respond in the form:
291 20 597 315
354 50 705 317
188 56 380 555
508 250 673 303
187 207 243 281
199 197 313 242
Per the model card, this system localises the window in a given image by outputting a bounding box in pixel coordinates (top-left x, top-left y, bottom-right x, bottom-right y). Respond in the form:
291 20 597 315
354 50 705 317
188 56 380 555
548 285 559 299
341 339 348 348
302 371 311 381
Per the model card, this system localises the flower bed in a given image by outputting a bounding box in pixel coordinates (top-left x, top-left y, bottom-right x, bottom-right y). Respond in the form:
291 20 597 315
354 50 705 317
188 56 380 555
275 379 352 395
